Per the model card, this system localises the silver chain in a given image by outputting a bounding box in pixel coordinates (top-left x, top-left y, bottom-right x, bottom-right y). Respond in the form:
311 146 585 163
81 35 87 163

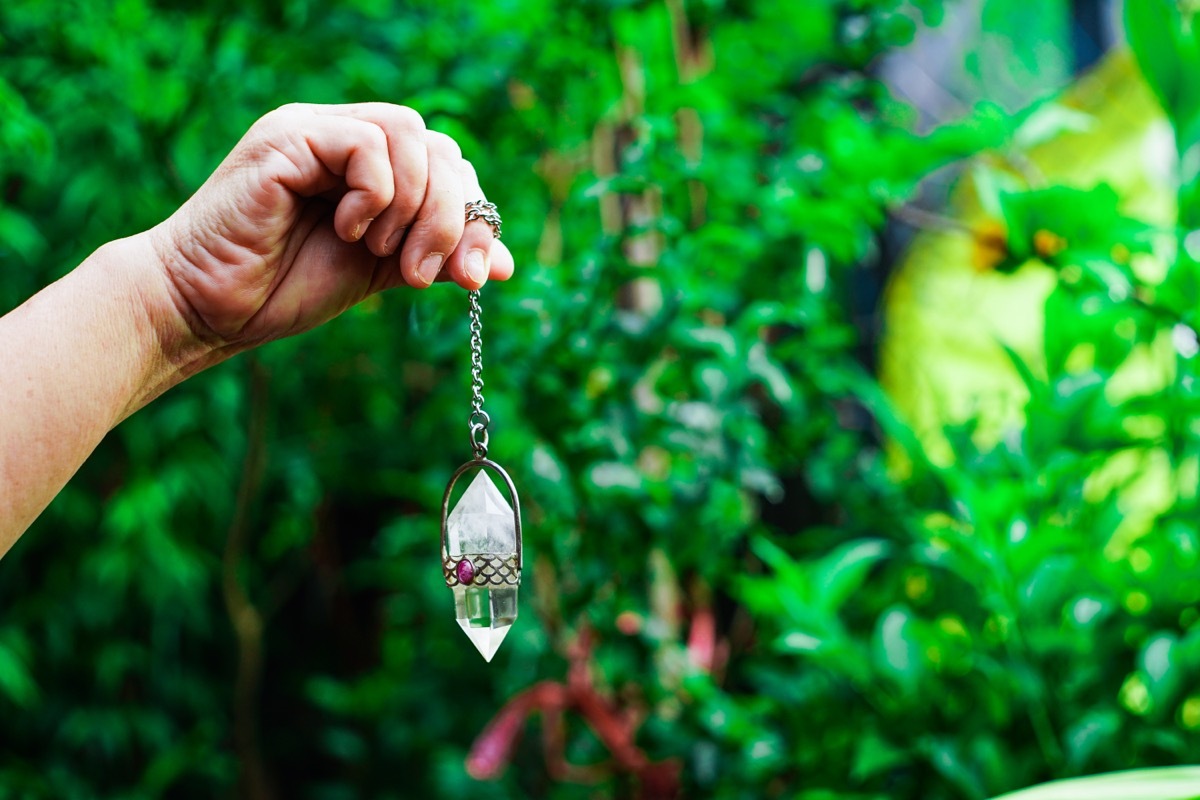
468 289 490 459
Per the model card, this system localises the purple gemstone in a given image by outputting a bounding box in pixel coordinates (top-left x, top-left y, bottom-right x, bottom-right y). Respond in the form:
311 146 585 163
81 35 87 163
456 559 476 585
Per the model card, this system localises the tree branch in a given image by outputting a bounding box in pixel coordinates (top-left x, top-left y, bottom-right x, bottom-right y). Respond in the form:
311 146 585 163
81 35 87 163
222 356 273 800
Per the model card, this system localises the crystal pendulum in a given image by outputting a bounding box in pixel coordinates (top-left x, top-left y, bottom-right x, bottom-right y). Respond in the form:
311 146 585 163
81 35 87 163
441 289 522 662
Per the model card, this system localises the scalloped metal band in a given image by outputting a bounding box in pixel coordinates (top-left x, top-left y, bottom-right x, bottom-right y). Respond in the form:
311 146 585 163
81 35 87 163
443 554 521 587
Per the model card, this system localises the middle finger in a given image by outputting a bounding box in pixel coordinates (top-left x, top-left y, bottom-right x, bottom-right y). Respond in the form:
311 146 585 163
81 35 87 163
399 131 465 288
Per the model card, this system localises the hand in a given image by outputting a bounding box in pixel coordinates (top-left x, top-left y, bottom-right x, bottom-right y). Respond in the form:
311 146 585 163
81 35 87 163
144 102 514 361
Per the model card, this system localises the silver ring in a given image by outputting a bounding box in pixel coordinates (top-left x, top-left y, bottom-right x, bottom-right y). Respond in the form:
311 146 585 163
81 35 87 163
465 200 502 239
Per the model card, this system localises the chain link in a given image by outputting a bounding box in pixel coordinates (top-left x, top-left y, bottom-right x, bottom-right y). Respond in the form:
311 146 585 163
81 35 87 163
465 200 502 239
468 289 489 458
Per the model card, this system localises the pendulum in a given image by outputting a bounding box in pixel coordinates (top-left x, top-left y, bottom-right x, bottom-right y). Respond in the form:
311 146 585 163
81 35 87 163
441 290 522 661
441 288 522 662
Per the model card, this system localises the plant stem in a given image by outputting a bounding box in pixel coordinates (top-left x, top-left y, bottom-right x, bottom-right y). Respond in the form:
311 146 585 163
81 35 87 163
222 356 272 800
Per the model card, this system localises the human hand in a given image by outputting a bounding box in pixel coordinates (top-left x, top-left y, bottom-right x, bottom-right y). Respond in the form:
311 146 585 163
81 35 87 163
1 102 520 544
142 102 514 363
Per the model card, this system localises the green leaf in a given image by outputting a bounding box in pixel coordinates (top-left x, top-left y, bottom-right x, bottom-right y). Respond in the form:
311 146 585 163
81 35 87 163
0 637 37 708
812 539 892 614
851 730 909 781
0 207 47 264
872 606 923 693
1126 0 1200 150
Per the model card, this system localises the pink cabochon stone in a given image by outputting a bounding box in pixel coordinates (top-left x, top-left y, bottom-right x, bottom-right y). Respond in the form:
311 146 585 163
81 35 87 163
456 559 476 585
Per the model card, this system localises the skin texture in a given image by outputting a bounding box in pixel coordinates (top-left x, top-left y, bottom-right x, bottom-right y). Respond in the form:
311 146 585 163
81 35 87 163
0 103 514 555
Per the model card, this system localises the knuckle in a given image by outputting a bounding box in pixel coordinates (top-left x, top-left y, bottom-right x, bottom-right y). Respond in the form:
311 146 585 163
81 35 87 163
371 182 396 207
363 123 389 152
424 130 462 161
253 103 305 136
421 203 465 245
432 217 465 246
265 102 303 122
392 105 426 136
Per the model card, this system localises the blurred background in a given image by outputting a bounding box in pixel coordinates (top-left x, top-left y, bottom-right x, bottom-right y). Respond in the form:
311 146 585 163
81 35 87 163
2 0 1200 798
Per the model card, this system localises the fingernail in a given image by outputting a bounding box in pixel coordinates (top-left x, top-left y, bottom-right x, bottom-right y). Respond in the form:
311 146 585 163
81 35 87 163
466 249 488 285
385 227 407 255
417 253 444 286
352 218 373 241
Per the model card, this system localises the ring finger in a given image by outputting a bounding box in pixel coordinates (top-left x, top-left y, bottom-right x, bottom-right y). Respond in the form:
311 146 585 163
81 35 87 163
443 161 501 289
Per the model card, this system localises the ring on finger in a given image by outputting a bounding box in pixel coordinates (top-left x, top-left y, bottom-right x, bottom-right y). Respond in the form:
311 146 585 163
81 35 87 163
465 200 502 239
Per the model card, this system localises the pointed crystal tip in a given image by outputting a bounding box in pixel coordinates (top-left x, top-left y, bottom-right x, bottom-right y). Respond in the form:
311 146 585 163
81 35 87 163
446 471 516 558
458 619 513 662
453 584 518 662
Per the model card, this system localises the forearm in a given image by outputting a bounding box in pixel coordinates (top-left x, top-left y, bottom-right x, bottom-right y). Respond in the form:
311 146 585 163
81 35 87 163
0 103 514 555
0 233 199 553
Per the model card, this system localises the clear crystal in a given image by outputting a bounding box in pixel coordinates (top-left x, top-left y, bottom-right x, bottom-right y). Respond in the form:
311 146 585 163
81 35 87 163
447 471 519 661
453 585 517 662
446 471 516 558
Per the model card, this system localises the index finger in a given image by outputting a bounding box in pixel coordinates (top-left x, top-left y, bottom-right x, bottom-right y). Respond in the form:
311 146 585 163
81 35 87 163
311 103 429 257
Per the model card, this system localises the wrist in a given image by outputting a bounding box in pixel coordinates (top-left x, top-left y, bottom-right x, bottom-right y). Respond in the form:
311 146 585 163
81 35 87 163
90 230 219 419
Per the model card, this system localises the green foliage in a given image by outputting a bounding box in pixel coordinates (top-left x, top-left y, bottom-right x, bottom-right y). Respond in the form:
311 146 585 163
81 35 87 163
1126 0 1200 157
2 1 1198 799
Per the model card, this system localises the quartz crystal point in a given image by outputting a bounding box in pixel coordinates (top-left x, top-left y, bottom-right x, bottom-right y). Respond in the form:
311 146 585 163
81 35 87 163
446 470 519 661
